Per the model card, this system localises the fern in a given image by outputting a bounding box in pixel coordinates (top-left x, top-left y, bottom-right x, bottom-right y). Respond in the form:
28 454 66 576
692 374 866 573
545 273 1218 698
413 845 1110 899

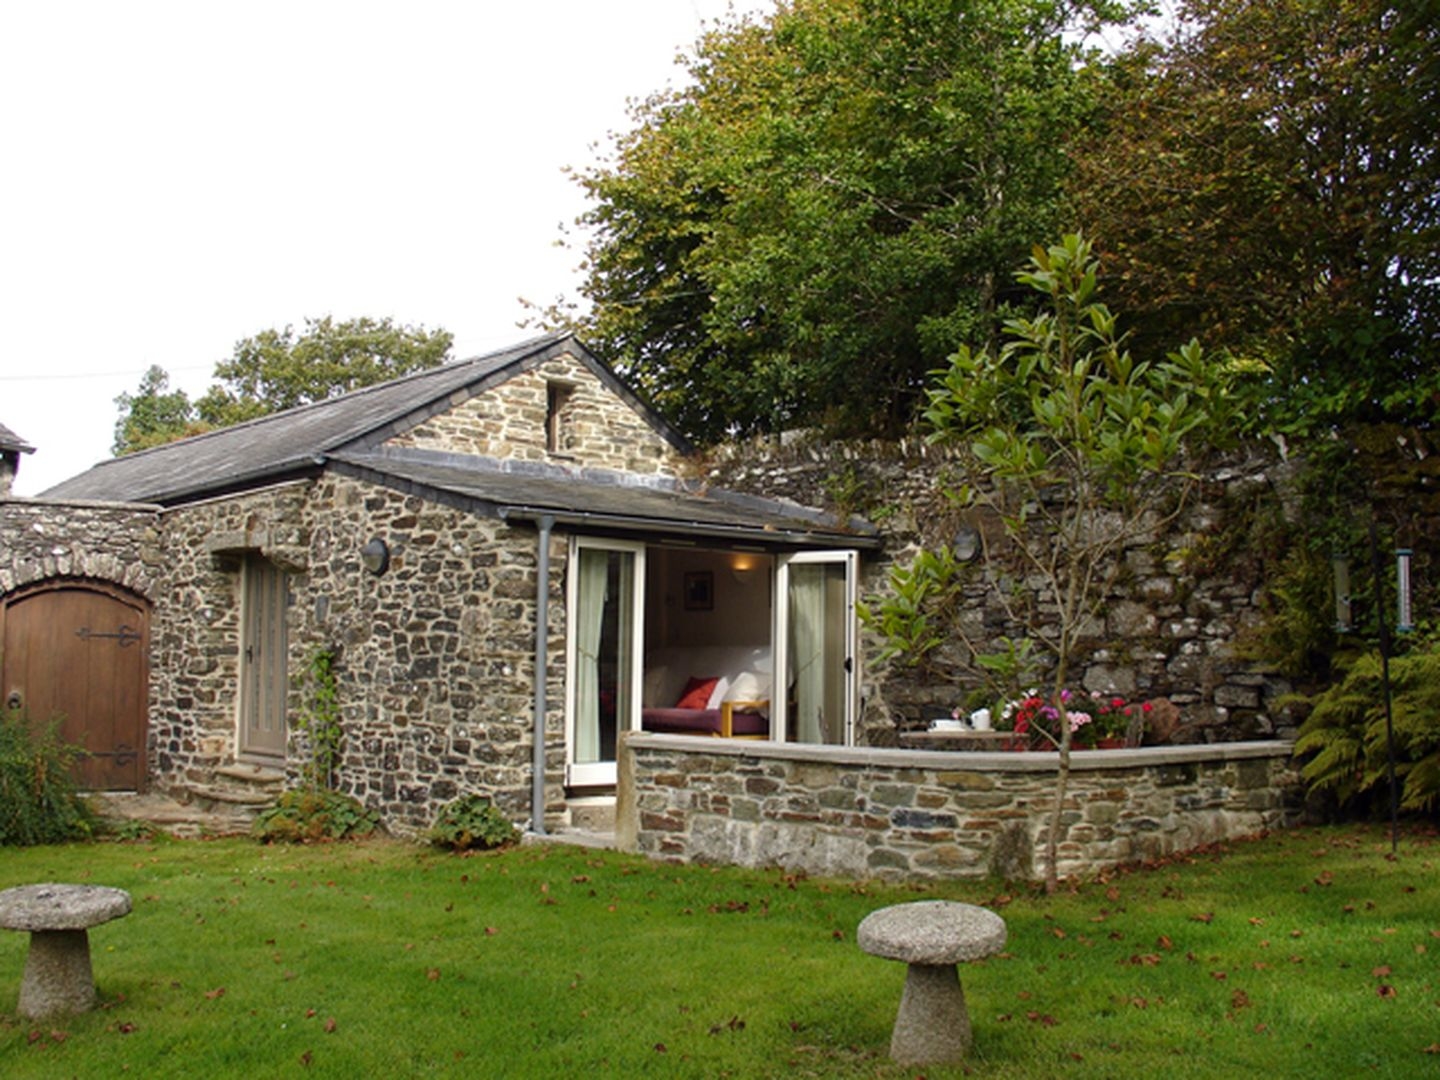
1295 640 1440 812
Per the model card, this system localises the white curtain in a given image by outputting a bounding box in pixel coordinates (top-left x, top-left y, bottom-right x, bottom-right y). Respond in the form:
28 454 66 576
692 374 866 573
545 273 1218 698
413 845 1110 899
789 565 826 743
574 549 608 763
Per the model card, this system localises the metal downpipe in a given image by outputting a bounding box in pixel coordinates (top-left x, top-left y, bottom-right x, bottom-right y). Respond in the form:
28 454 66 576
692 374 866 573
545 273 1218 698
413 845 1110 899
531 514 555 835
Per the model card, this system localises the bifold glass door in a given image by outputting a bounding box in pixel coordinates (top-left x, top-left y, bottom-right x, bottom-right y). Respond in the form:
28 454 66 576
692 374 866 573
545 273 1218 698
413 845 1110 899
565 538 644 786
774 550 859 745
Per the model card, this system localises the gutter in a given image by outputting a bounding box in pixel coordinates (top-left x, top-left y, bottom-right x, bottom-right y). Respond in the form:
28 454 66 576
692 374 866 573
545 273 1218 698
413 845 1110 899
497 504 882 550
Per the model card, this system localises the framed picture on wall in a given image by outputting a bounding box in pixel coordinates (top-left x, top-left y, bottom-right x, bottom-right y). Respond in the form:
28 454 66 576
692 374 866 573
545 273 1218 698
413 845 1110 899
683 570 714 611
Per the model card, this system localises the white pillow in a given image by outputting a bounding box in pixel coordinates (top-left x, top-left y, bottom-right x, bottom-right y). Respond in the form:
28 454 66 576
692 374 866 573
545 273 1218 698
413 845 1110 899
726 670 772 702
706 675 731 710
642 665 669 706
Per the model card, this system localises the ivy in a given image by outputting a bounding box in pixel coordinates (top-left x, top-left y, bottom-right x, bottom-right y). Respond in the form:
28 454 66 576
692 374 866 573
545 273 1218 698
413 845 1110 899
297 646 343 791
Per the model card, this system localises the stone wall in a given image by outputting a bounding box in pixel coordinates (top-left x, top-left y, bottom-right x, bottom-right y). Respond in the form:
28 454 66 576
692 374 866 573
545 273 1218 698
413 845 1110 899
0 497 162 599
618 733 1300 882
152 475 567 833
702 434 1305 745
388 352 685 477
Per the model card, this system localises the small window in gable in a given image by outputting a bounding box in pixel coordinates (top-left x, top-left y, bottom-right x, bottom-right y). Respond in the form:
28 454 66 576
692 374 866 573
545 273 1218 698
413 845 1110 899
547 381 576 453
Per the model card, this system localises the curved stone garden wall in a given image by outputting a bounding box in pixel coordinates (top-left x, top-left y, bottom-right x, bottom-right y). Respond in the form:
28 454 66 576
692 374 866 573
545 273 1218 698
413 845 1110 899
617 732 1300 882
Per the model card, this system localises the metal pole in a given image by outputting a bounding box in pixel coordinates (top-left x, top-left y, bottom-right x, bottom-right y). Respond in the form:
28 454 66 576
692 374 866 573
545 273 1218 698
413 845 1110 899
531 514 555 836
1368 517 1399 856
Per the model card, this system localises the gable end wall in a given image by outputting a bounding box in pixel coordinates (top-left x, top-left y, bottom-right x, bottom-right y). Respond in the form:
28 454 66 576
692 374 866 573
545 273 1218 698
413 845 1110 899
386 352 684 477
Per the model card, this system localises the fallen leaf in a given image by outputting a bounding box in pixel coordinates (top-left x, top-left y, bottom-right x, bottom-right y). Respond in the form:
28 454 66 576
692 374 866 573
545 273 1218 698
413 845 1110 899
1373 965 1392 978
1211 971 1228 981
205 988 226 1000
1156 935 1173 950
1377 985 1397 999
427 969 441 981
300 1050 313 1067
324 1017 337 1033
1025 1011 1058 1026
1314 871 1334 886
654 1043 668 1053
1423 1043 1440 1055
1192 912 1214 924
1231 990 1251 1010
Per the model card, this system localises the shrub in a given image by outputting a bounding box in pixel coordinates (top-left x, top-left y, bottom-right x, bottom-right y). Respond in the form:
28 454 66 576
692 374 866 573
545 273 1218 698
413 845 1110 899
0 708 94 846
429 794 518 852
253 788 381 843
1294 636 1440 812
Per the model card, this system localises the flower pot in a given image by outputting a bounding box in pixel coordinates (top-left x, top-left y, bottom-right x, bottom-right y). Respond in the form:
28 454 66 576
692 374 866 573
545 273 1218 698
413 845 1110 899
1096 737 1126 749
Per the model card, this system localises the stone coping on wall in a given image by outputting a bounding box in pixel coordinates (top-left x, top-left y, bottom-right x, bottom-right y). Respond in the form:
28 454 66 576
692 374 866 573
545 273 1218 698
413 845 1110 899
623 732 1295 771
617 733 1300 881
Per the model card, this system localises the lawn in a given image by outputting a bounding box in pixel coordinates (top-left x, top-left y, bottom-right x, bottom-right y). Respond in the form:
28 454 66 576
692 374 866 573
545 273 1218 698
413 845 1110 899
0 823 1436 1078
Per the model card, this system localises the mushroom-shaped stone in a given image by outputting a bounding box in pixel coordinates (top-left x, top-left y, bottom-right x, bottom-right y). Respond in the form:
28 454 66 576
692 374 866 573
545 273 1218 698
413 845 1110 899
0 883 132 1019
858 900 1007 1065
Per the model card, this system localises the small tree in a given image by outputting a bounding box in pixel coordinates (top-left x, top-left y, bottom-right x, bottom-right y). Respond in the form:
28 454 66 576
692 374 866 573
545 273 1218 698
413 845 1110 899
921 234 1239 889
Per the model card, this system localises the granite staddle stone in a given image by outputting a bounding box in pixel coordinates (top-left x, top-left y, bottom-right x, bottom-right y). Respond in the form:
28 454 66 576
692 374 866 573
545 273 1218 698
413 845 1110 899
857 899 1007 1065
0 883 132 1019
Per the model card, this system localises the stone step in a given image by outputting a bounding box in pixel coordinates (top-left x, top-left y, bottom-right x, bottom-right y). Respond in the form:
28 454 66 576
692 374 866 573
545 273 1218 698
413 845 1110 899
567 797 616 832
87 792 254 839
212 763 286 788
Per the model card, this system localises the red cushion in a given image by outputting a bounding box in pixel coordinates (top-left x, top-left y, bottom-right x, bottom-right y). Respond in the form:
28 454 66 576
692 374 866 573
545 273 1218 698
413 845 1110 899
675 676 720 710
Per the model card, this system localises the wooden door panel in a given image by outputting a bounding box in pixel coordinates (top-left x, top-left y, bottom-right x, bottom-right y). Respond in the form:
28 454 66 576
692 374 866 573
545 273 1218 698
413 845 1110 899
1 584 148 790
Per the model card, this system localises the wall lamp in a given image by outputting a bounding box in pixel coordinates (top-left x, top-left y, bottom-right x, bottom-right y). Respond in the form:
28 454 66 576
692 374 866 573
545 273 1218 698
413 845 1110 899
952 524 981 563
360 537 390 576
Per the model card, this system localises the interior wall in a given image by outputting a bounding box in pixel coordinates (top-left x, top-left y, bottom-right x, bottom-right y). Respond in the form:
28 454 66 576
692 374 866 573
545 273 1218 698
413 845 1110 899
645 546 772 652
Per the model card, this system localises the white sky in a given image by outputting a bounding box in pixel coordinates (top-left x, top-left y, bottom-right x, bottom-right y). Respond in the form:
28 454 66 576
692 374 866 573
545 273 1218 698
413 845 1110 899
0 0 771 496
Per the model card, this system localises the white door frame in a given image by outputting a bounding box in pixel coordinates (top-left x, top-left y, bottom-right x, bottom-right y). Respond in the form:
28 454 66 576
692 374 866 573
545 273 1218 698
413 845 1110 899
564 536 646 787
773 549 859 745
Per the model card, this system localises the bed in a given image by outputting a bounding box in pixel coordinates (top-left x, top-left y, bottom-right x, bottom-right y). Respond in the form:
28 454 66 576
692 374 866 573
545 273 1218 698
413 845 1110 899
639 647 773 739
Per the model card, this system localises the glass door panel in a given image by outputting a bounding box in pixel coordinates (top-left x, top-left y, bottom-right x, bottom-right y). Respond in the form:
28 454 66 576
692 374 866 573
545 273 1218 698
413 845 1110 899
566 539 643 786
775 550 858 745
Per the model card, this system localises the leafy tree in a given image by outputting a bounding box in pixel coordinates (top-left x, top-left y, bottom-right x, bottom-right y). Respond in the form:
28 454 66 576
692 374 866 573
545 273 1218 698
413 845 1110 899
920 234 1239 889
564 0 1135 443
1068 0 1440 435
197 316 452 427
113 317 452 452
112 364 209 455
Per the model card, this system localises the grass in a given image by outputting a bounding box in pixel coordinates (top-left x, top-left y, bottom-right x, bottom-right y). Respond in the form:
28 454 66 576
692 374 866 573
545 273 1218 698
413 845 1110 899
0 823 1436 1078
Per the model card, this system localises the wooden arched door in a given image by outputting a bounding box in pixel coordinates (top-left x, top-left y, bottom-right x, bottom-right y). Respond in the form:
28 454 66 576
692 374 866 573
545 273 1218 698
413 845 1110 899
1 581 149 790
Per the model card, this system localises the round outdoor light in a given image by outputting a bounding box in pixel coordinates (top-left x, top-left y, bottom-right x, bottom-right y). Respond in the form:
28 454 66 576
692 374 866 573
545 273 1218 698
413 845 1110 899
953 524 981 563
360 537 390 576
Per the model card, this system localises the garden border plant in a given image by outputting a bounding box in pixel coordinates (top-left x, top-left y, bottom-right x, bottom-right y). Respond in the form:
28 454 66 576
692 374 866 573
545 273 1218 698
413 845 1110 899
0 706 94 847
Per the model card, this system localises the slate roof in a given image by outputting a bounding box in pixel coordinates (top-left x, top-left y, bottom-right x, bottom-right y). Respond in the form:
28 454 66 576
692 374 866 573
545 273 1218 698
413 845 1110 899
331 450 879 548
0 422 35 454
37 334 874 547
42 333 687 505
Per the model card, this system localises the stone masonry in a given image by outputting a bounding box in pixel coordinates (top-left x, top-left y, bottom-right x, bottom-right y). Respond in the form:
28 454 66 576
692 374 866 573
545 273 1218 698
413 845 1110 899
388 352 685 477
703 434 1310 745
619 733 1300 882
